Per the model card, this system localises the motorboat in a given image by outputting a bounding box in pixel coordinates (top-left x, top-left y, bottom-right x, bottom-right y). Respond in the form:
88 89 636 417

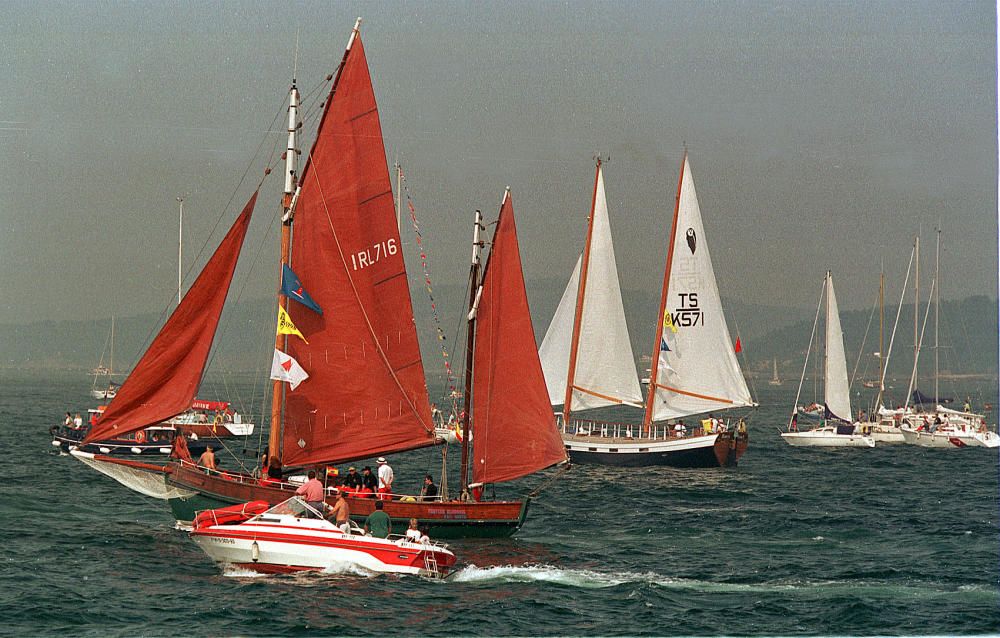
189 497 457 577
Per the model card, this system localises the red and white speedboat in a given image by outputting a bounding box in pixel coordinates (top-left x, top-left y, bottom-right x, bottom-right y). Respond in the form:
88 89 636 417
190 498 457 577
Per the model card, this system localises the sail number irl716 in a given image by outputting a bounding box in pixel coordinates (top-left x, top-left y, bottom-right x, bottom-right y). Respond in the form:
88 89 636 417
350 238 398 271
670 293 704 327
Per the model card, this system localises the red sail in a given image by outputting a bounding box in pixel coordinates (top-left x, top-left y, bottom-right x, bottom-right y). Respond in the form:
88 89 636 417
472 192 567 485
84 192 258 444
282 33 435 467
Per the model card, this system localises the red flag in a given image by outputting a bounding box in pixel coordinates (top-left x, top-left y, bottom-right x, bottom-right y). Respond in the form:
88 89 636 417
734 337 742 354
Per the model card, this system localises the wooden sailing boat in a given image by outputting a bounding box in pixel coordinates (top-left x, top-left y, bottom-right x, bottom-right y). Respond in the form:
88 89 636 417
545 153 755 467
90 316 120 399
81 20 562 537
781 272 874 447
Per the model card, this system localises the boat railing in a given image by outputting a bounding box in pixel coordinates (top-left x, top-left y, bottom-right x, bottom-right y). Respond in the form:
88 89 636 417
557 414 738 441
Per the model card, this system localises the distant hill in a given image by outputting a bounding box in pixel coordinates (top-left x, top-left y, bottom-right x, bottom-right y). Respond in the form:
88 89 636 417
5 284 995 395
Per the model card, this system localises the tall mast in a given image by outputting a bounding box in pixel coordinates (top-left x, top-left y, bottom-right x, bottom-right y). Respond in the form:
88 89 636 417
268 79 300 462
110 315 115 377
876 259 884 409
913 235 919 397
643 150 687 428
934 226 940 402
395 162 402 232
460 209 484 492
823 271 831 425
562 158 602 426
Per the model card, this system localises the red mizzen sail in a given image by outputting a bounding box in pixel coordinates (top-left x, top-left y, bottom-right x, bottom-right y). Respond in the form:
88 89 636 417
84 192 258 444
282 33 435 467
472 192 567 485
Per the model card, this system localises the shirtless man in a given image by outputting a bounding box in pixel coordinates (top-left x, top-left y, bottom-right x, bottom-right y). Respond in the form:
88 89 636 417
197 446 218 471
329 490 351 534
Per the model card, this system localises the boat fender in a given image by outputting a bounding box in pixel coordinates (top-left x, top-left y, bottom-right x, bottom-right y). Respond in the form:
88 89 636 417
131 447 143 455
251 540 260 562
399 496 416 503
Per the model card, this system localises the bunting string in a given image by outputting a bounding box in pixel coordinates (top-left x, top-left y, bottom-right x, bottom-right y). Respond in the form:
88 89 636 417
399 165 460 411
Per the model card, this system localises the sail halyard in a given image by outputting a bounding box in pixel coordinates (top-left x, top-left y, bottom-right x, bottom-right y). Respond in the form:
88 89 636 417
472 190 567 486
644 153 755 424
280 27 435 469
83 192 260 444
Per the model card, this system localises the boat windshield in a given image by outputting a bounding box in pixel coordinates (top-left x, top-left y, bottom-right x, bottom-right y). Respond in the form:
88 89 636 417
265 497 324 519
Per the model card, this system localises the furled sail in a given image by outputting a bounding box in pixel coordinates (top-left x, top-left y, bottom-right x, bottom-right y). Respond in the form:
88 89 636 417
282 32 435 467
473 192 567 485
823 273 853 422
83 192 258 443
649 156 754 422
539 165 643 410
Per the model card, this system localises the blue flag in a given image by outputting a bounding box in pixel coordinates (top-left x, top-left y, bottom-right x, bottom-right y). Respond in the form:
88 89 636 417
660 337 670 352
281 264 323 314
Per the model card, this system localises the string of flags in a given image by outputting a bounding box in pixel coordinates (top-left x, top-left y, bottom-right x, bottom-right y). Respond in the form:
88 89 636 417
270 264 323 390
399 165 459 401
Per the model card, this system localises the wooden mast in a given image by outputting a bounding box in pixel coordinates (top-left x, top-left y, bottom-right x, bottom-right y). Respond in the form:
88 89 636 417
643 150 687 428
561 158 602 427
459 209 484 492
267 79 300 463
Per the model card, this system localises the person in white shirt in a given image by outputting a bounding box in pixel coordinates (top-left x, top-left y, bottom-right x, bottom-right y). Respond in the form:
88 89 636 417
376 457 394 500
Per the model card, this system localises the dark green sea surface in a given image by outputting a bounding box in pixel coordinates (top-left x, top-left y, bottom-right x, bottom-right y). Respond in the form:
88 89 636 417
2 372 997 636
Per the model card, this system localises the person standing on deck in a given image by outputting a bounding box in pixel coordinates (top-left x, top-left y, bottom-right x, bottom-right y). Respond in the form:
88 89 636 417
198 446 218 471
328 490 351 534
342 467 362 494
295 470 324 511
376 457 394 500
419 475 438 501
360 466 378 497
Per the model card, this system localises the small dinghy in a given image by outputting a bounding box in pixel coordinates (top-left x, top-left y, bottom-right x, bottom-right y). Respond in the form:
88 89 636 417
190 497 457 577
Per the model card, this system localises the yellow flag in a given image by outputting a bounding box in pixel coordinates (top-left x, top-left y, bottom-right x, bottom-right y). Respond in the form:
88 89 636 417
277 306 308 343
663 309 678 333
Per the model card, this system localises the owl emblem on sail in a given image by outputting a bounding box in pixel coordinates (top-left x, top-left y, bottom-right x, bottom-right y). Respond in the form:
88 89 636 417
686 228 696 254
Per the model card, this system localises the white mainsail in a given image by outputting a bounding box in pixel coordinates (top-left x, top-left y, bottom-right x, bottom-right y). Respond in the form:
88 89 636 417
649 156 754 422
823 273 853 422
539 166 643 410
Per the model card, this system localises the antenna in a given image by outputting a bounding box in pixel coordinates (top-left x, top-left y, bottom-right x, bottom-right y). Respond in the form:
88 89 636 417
293 28 300 83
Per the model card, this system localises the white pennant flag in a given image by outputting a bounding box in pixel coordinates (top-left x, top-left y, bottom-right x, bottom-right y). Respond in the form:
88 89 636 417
270 348 309 390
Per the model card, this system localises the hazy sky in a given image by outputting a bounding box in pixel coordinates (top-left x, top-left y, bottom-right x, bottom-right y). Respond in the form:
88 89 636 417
1 1 996 326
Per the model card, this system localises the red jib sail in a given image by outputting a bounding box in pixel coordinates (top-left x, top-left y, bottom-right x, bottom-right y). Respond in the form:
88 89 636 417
84 192 258 444
282 33 435 467
472 192 567 485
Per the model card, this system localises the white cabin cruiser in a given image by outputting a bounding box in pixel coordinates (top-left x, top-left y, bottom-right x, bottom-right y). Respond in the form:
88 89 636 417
190 497 457 577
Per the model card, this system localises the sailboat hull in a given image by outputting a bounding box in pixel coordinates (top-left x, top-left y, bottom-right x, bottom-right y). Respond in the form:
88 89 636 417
166 462 529 538
563 431 747 468
781 430 875 448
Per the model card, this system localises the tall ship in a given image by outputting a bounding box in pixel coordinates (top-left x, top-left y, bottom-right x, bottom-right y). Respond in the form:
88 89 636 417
540 154 755 467
75 19 566 537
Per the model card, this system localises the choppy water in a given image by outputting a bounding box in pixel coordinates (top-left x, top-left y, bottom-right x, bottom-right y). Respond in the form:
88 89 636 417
2 371 998 636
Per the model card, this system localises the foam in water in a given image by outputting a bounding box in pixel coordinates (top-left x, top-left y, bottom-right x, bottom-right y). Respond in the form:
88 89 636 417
449 564 663 588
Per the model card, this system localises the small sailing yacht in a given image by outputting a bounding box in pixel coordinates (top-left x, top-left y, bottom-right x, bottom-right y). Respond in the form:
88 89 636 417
781 272 874 448
90 316 119 399
768 359 782 386
542 154 756 467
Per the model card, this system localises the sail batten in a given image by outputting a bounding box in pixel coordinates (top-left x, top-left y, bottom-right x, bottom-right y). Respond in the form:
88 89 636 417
83 192 259 444
473 193 567 486
281 33 434 468
648 157 754 422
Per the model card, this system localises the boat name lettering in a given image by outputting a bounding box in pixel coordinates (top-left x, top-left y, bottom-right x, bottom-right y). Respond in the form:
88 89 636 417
427 508 468 519
212 537 236 544
671 293 703 327
350 238 398 271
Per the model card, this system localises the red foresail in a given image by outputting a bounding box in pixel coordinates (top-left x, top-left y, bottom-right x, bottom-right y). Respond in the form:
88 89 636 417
84 192 258 444
472 192 567 485
282 33 435 467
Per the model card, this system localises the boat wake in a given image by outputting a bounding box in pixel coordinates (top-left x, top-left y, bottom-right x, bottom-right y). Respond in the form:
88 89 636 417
221 562 377 579
449 564 658 588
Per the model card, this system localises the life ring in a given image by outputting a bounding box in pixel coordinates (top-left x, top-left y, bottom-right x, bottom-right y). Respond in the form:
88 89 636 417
135 430 146 444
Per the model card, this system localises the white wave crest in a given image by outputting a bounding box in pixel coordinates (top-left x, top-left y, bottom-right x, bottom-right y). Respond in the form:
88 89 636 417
448 564 663 588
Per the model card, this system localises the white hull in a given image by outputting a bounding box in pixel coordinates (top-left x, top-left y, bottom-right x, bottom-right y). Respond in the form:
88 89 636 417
900 427 986 449
781 429 875 448
564 432 720 455
191 508 455 577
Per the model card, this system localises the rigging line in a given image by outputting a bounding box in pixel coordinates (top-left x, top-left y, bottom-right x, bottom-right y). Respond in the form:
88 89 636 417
879 246 914 407
790 276 826 429
304 149 434 436
850 281 880 390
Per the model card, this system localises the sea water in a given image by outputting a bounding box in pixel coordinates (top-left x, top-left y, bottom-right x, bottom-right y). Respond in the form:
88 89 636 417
2 370 997 636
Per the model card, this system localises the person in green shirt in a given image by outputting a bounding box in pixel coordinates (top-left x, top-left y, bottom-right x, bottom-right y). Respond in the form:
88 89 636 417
364 500 392 538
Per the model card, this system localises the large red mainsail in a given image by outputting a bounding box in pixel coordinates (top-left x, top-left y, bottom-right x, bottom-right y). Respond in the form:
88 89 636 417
472 192 567 485
282 33 435 467
83 192 258 444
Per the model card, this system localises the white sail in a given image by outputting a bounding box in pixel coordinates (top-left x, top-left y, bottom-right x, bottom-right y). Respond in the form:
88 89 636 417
538 166 643 410
539 255 581 405
824 273 853 422
650 157 754 421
